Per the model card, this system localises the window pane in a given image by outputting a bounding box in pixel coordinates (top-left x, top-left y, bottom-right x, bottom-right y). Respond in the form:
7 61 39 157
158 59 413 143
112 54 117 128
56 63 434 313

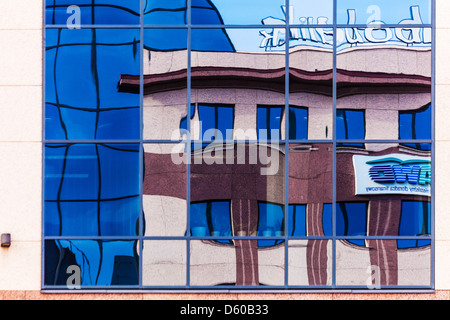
337 0 431 25
336 239 431 287
336 109 365 148
191 28 285 142
45 29 140 140
399 104 431 150
190 200 233 244
46 0 140 25
336 28 431 142
198 104 234 142
144 0 187 25
143 144 187 237
288 239 332 286
336 202 367 238
191 143 285 238
288 204 306 236
190 239 285 286
142 240 186 286
142 29 188 140
337 143 431 237
257 106 283 140
44 144 140 236
289 107 308 140
258 202 284 237
193 0 286 25
45 240 139 287
399 201 431 237
289 143 333 237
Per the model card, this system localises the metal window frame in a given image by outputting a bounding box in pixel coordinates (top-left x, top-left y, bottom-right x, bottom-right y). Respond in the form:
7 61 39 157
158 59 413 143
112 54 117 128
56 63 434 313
41 0 436 292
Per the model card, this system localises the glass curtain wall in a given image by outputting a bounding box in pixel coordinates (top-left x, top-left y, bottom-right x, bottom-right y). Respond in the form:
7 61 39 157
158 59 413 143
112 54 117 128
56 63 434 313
44 0 434 290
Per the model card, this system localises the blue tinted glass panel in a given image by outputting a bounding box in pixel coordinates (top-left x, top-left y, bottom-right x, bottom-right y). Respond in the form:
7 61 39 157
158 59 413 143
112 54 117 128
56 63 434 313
100 198 140 236
45 198 139 237
258 202 284 236
191 29 235 52
399 104 431 150
144 0 187 25
397 239 431 249
399 201 431 237
44 144 140 236
257 106 283 140
210 201 232 237
190 201 232 243
198 105 234 141
336 202 367 237
289 107 308 140
45 29 140 140
337 109 365 147
336 109 365 139
144 28 188 51
289 0 333 25
45 240 139 286
337 0 431 25
45 0 140 25
190 202 208 235
197 0 287 25
322 203 332 236
288 204 306 236
45 144 139 201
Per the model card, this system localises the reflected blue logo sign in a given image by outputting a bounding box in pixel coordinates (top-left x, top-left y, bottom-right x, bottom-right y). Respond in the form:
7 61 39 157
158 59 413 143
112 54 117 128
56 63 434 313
367 157 431 186
353 154 431 196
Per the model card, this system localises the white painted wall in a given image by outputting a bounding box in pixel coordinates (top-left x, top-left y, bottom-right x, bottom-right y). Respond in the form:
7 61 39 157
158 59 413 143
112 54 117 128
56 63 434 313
0 0 43 290
434 0 450 291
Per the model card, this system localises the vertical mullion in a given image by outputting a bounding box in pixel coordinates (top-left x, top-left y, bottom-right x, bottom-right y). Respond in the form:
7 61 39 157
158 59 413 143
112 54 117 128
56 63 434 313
284 0 290 289
138 0 144 289
431 0 436 290
332 0 337 289
186 0 192 289
41 0 47 290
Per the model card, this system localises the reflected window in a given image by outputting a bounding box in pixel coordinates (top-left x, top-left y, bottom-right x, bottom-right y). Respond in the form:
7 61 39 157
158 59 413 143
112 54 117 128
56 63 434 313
258 202 284 236
322 203 366 245
322 203 332 236
398 201 431 249
289 106 308 140
288 204 306 236
337 202 367 246
399 104 431 151
337 109 365 148
180 104 196 138
257 106 283 140
258 202 284 247
198 104 234 141
190 200 232 244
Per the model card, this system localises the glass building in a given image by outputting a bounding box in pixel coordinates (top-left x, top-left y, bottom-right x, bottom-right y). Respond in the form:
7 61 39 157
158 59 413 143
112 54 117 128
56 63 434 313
0 0 439 296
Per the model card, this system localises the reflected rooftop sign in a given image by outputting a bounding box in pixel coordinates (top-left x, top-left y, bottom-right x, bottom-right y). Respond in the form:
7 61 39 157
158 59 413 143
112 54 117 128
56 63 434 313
260 5 431 50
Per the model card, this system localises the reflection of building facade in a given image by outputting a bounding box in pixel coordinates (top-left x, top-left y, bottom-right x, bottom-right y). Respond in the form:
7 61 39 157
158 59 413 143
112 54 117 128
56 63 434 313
118 42 431 287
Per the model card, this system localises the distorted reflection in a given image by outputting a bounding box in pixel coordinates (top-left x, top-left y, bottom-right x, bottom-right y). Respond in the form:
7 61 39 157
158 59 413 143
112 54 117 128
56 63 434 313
336 143 431 286
44 144 140 237
45 28 140 140
336 28 431 142
45 240 139 286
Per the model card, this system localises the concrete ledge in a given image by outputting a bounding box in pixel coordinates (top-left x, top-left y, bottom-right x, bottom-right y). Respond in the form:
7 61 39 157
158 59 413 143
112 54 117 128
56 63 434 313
0 291 449 300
